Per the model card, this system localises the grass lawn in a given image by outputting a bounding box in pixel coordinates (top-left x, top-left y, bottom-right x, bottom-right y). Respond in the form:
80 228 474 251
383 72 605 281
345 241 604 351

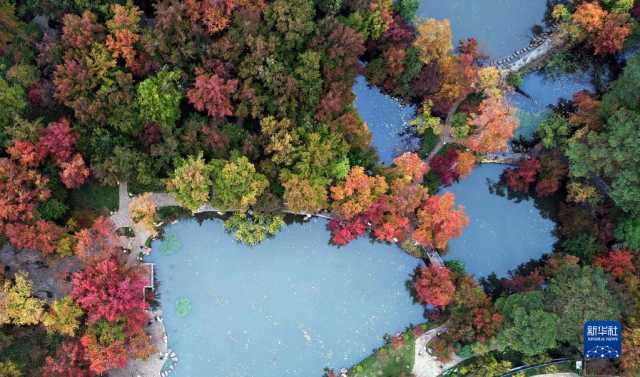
348 323 436 377
69 181 118 226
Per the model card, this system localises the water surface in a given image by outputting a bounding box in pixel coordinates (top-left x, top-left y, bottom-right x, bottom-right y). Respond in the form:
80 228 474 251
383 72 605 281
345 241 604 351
417 0 547 59
443 164 556 277
149 219 424 377
352 76 416 164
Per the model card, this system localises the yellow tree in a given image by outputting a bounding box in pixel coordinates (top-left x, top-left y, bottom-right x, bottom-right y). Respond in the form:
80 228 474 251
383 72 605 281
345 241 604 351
42 296 84 336
129 192 158 237
414 18 452 65
0 272 44 326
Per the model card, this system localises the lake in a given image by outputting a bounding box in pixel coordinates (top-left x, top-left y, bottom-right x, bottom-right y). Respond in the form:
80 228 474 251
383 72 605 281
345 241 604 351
148 219 425 377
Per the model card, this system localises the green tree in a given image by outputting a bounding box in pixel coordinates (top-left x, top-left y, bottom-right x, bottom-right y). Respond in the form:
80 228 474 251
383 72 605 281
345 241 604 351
166 152 213 212
538 111 572 149
394 0 419 22
496 291 559 356
0 272 44 326
42 296 84 336
566 108 640 215
136 68 183 130
0 76 27 144
615 217 640 251
211 156 269 211
223 212 285 245
544 265 622 347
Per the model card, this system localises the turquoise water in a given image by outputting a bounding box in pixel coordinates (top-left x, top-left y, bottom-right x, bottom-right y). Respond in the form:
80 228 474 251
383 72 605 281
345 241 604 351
511 72 594 140
443 164 556 278
148 219 424 377
417 0 547 59
352 76 417 164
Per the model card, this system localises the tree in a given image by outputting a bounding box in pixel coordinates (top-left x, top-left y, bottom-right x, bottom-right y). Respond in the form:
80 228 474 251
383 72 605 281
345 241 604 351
59 153 90 189
414 264 455 307
394 0 419 22
544 265 622 346
129 192 158 236
594 12 632 55
621 326 640 373
184 0 235 35
0 271 44 326
413 192 469 250
42 296 84 336
136 69 183 129
572 2 607 33
447 276 503 344
61 10 103 50
615 217 640 250
504 158 540 193
42 340 95 377
465 96 518 154
410 100 442 135
211 156 269 211
594 249 635 279
80 322 128 375
281 173 328 213
330 166 388 219
0 76 27 135
187 71 238 119
74 216 120 263
4 220 65 255
71 255 148 328
223 212 285 245
105 3 142 69
414 18 452 65
566 108 640 215
166 153 213 212
495 291 559 356
0 361 21 377
392 152 429 182
128 331 157 360
38 118 79 164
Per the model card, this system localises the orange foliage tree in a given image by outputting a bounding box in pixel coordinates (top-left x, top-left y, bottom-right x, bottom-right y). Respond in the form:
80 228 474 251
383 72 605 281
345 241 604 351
464 96 517 154
414 18 452 65
413 192 469 250
330 166 388 219
572 2 607 32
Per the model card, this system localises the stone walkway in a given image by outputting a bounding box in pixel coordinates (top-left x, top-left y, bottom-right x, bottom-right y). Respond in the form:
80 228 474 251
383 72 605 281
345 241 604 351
412 326 465 377
109 309 169 377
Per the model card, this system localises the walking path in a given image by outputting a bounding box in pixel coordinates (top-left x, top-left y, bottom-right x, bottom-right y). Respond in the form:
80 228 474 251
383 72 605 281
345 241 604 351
412 326 464 377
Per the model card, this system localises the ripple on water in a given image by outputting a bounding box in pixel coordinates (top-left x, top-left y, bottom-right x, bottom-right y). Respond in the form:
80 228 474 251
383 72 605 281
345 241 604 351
147 219 425 377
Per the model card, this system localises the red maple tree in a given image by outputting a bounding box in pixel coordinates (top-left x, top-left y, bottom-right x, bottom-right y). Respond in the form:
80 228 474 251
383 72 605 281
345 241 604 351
71 255 148 328
42 340 95 377
59 153 90 189
414 264 455 307
187 71 238 118
594 249 636 279
38 118 79 164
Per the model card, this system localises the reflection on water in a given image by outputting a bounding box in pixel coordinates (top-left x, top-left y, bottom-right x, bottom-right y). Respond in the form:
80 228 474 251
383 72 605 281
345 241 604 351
417 0 547 59
443 164 556 278
148 219 424 377
511 71 594 140
352 76 417 164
